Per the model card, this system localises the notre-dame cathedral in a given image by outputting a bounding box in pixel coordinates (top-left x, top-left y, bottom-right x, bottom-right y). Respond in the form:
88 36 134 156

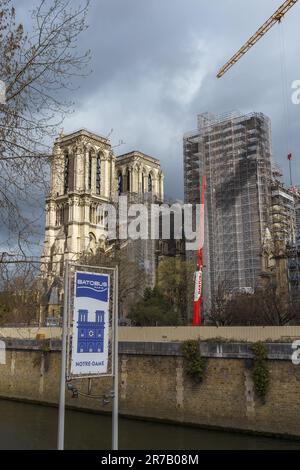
41 128 165 279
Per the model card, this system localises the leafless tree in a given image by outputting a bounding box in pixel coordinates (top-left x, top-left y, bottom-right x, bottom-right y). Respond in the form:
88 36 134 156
208 283 300 326
251 287 300 326
0 0 91 255
0 260 41 325
206 282 233 326
81 245 146 319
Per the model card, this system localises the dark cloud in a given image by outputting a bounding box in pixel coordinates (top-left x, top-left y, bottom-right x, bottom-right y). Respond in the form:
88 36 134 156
16 0 300 199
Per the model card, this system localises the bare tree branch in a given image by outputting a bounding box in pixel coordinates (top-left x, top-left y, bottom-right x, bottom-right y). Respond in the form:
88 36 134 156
0 0 91 255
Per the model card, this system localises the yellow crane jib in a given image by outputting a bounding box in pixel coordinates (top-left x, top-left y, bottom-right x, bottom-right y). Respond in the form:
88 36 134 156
217 0 298 79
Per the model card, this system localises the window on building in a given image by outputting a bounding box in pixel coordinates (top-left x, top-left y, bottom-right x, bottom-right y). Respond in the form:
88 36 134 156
89 206 96 224
118 173 123 195
142 174 145 193
96 153 101 195
64 153 69 194
59 260 64 277
56 208 59 226
64 205 69 225
104 211 109 230
148 174 152 192
56 206 64 226
88 232 96 254
96 206 101 225
88 151 92 190
127 170 130 192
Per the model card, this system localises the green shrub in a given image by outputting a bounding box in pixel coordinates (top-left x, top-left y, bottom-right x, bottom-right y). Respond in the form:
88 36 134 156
182 340 207 384
251 342 269 401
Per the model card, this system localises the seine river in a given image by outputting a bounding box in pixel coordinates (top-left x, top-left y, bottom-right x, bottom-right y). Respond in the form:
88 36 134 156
0 399 299 450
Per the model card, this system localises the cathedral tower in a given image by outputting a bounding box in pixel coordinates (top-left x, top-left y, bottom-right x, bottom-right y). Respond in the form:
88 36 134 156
41 129 116 276
41 130 165 280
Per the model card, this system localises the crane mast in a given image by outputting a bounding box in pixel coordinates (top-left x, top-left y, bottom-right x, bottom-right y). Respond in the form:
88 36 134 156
193 176 206 326
217 0 298 79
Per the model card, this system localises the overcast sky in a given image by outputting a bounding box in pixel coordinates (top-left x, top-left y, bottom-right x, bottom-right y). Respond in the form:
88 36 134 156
18 0 300 200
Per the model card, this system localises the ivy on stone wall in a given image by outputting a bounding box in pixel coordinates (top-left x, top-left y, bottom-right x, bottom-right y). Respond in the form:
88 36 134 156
251 342 270 402
32 341 51 373
181 340 207 384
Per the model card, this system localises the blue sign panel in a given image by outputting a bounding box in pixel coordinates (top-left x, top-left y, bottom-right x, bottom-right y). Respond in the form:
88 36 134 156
71 271 110 376
76 272 109 302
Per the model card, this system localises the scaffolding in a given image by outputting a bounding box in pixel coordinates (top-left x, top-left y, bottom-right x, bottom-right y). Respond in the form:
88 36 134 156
184 112 273 306
287 242 300 301
284 187 300 299
270 184 297 243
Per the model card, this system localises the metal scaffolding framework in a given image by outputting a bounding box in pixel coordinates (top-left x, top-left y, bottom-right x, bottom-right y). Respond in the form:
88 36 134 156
184 112 273 307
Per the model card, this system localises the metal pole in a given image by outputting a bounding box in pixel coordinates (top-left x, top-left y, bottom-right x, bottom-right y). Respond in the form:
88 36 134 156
289 158 293 187
112 265 119 450
57 260 69 450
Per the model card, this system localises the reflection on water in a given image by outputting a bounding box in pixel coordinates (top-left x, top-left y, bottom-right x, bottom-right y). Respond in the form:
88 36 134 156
0 399 299 450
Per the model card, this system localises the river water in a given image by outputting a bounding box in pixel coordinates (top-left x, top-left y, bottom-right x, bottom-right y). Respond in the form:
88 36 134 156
0 399 299 450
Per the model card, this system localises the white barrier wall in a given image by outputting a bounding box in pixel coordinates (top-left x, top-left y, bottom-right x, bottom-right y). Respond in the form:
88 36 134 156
1 326 300 342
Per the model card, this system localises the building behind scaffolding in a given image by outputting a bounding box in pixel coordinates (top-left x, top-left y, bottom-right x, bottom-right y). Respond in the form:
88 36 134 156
270 176 298 244
184 111 273 310
294 187 300 235
285 187 300 301
264 175 300 297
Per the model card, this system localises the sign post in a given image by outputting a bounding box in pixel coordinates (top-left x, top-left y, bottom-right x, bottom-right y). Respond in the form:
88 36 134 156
57 260 69 450
112 265 119 450
57 264 118 450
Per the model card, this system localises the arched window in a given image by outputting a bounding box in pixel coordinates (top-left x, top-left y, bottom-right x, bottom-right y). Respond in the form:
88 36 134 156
89 206 97 224
64 152 69 194
88 232 96 253
148 174 152 192
64 204 69 225
96 153 101 195
88 151 92 190
127 170 131 192
118 173 123 195
142 173 145 193
60 207 64 225
56 207 59 226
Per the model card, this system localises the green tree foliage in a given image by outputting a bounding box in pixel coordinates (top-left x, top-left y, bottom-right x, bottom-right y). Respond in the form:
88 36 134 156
128 287 180 326
128 257 196 326
156 257 195 324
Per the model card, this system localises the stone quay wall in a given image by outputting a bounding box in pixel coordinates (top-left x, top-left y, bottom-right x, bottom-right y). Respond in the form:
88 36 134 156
0 337 300 439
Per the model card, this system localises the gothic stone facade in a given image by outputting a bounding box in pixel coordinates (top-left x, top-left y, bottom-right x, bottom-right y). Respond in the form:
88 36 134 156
41 129 164 278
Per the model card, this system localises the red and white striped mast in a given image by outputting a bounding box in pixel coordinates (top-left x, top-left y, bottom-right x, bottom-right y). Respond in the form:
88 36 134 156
193 176 207 326
288 153 293 187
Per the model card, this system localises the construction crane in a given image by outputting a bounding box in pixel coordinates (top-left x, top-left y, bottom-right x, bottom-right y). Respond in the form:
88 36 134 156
217 0 298 79
217 0 298 179
193 176 206 326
